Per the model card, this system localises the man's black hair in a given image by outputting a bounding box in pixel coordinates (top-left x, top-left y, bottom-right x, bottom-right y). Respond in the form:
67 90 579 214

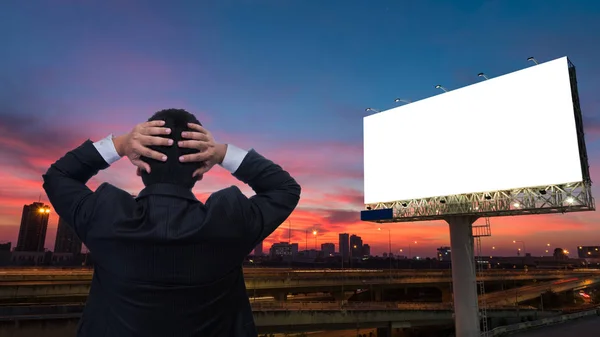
140 109 203 189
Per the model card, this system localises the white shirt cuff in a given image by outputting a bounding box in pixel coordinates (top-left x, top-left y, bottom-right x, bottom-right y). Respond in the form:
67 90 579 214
220 144 248 173
93 134 122 165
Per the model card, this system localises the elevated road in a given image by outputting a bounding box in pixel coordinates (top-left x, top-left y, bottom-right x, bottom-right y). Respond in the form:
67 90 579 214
1 268 597 302
482 276 600 305
0 302 552 335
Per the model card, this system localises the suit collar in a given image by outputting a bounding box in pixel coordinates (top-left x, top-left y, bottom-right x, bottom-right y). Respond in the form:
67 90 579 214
137 183 199 202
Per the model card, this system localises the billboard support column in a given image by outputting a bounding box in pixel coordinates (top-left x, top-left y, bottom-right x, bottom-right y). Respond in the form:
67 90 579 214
446 215 480 337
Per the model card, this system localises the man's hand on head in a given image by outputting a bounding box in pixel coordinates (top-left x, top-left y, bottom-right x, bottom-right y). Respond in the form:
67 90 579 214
178 123 227 178
113 120 173 173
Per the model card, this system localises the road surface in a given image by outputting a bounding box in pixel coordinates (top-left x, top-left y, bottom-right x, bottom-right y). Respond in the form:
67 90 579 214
511 315 600 337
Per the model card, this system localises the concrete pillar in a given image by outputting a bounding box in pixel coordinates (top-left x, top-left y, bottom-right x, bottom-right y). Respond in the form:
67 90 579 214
446 216 480 337
439 286 453 303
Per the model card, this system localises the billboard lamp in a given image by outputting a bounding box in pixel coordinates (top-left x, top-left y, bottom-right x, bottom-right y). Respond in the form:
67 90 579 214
394 98 412 104
365 108 380 113
435 85 448 92
527 57 539 65
478 73 489 80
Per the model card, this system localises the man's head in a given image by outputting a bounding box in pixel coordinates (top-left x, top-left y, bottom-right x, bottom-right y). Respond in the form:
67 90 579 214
139 109 203 189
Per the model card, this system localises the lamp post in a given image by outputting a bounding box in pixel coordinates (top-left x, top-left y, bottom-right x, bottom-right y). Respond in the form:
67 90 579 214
378 227 392 277
408 241 417 259
513 240 526 255
313 230 317 250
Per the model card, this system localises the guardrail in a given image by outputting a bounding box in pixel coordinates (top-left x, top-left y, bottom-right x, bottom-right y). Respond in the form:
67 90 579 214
489 307 600 336
249 301 530 311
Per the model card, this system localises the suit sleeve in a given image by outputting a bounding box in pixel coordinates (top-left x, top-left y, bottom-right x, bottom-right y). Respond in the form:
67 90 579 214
225 146 301 246
42 135 121 241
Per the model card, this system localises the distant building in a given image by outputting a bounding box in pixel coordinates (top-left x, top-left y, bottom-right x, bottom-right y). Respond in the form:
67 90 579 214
0 242 11 252
437 246 451 262
578 246 600 258
350 234 363 258
0 242 11 266
299 249 319 259
16 202 50 252
254 241 263 256
11 251 52 266
54 217 82 254
270 242 298 257
339 233 349 261
362 244 371 257
321 243 335 257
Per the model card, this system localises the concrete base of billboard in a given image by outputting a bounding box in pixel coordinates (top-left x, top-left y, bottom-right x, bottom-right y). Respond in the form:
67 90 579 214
447 215 480 337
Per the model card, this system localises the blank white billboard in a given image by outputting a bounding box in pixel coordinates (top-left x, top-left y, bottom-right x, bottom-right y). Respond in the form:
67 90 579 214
364 56 582 204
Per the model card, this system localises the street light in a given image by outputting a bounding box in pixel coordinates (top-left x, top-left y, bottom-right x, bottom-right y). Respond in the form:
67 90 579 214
394 98 412 104
409 241 417 259
478 72 489 80
513 240 526 255
378 227 392 276
435 85 448 92
527 57 539 65
312 230 317 250
365 108 380 113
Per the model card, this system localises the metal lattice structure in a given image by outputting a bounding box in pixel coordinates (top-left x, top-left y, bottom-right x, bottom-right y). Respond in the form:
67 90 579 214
364 182 594 222
473 218 492 337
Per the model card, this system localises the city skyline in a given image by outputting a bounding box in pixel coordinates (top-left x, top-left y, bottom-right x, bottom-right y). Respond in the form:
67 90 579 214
1 1 600 257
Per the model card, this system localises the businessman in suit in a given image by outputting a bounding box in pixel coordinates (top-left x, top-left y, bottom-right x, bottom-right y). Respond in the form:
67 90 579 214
42 108 301 337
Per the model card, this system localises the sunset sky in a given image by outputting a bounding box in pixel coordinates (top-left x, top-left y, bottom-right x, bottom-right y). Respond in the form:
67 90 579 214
1 1 599 257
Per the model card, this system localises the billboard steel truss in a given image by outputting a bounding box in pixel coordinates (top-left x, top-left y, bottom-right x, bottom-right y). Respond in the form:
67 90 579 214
365 181 594 223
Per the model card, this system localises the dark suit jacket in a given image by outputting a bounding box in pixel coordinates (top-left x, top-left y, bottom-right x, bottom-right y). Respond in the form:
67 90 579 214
42 140 301 337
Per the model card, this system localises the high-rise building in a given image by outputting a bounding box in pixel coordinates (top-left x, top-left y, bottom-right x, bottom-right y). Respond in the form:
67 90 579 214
362 244 371 257
254 241 263 256
350 234 363 258
16 202 50 252
321 243 335 257
270 242 298 257
339 233 349 261
437 246 451 262
54 217 82 254
578 246 600 258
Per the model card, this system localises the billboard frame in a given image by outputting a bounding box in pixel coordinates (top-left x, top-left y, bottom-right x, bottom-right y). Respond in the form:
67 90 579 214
362 58 595 223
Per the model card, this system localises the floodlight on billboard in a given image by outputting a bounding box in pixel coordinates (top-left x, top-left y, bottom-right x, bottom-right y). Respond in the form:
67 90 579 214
362 56 594 222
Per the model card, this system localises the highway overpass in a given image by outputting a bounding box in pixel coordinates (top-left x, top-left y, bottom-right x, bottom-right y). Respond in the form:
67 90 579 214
482 276 600 306
0 302 553 336
1 268 598 303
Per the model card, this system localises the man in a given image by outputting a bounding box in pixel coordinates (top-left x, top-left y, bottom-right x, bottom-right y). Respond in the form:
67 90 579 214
42 109 301 337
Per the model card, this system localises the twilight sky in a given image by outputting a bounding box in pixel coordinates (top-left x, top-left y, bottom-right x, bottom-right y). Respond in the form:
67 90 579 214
1 0 599 257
